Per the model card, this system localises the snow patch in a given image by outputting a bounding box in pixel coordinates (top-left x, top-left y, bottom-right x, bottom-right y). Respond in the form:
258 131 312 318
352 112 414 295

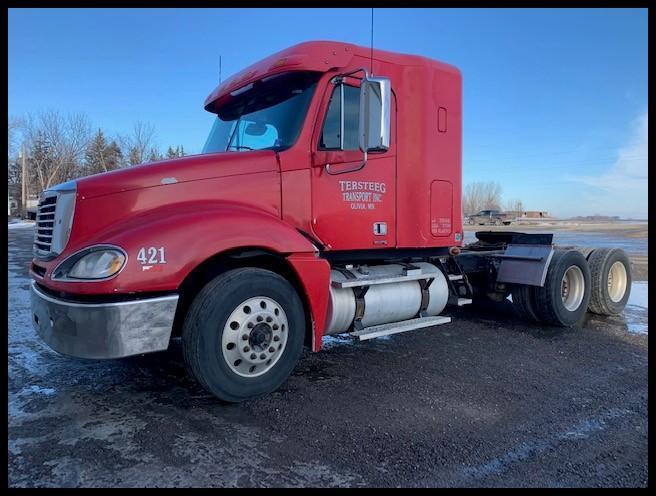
8 239 54 381
8 221 35 230
623 282 648 335
627 281 648 309
24 385 57 396
322 332 396 349
322 334 353 349
627 323 647 334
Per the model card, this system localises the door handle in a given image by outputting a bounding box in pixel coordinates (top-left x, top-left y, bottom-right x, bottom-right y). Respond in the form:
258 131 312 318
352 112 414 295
324 151 368 175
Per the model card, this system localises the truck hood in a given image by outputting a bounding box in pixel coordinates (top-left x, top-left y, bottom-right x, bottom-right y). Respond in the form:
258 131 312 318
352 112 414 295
75 150 279 200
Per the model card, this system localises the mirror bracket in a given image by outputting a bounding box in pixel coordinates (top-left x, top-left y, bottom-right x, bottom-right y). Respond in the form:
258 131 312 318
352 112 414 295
320 68 389 176
332 67 369 84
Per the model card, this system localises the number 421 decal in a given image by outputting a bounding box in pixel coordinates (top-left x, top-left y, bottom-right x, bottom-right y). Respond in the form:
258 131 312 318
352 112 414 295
136 247 167 271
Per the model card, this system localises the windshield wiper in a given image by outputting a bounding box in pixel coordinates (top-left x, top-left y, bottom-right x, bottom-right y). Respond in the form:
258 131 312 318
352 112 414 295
229 145 254 151
225 117 241 151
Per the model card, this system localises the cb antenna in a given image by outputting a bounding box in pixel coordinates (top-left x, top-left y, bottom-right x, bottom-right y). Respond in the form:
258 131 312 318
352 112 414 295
370 8 374 75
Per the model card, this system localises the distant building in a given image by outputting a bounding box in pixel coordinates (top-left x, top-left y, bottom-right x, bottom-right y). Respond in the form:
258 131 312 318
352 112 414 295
521 211 551 219
7 183 39 218
477 210 551 220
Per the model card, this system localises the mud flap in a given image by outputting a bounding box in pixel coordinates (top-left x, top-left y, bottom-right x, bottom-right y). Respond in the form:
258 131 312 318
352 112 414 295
495 244 555 287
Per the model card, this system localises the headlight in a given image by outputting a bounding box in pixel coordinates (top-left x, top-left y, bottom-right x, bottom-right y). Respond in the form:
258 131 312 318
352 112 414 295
52 246 126 281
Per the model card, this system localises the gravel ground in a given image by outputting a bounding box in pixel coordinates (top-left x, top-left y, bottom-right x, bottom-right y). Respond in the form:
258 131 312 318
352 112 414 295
8 224 648 487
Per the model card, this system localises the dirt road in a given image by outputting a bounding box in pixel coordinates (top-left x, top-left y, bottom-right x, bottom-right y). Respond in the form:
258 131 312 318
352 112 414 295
8 225 648 487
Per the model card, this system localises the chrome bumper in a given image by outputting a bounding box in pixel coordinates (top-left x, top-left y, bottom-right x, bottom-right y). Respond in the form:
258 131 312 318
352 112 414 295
30 281 179 359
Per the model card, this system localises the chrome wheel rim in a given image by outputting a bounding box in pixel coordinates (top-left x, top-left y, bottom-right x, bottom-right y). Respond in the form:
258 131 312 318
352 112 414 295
607 261 628 303
561 265 585 311
221 296 289 378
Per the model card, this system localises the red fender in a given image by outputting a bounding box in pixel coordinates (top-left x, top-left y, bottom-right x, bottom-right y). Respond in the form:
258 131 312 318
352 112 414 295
37 200 332 350
287 253 331 352
41 200 316 293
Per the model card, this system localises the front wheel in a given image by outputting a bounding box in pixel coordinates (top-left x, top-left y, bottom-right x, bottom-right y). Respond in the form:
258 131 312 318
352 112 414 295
182 268 305 402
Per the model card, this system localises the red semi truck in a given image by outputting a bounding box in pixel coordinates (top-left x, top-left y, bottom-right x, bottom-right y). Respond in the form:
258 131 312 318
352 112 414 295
30 41 633 402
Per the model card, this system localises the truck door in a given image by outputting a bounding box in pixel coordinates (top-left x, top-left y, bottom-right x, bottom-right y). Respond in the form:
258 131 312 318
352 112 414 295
310 79 396 251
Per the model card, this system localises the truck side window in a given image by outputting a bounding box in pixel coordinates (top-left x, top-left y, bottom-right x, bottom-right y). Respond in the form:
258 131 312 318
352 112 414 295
320 88 341 149
319 84 360 151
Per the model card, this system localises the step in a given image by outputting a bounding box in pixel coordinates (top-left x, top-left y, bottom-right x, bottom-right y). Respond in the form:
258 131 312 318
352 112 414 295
448 274 463 281
350 315 452 341
457 298 472 306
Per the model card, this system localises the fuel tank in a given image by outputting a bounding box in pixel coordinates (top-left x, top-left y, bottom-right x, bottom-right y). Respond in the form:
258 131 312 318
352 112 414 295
325 262 449 335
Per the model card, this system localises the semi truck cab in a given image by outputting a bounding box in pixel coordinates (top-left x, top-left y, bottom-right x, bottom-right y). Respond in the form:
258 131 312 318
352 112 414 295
30 41 632 402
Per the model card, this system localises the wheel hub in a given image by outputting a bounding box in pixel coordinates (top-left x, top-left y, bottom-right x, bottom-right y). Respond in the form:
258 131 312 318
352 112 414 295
221 296 289 378
249 323 273 351
607 261 628 303
560 265 585 311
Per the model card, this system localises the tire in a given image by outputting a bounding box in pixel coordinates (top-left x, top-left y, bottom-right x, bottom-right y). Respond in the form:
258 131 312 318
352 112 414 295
471 290 505 311
587 248 632 315
512 284 540 322
182 268 305 402
532 250 591 326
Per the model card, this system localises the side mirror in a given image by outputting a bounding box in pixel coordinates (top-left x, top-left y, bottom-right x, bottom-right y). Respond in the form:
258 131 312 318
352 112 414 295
359 76 391 152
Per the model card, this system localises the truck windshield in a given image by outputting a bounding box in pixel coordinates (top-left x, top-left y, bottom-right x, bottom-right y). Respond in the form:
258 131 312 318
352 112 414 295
202 71 321 154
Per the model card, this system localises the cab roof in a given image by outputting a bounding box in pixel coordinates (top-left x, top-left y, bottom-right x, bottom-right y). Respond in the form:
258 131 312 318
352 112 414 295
203 40 460 112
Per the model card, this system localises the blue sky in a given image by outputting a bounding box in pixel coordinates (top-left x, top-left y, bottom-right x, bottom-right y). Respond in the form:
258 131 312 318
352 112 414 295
8 8 648 218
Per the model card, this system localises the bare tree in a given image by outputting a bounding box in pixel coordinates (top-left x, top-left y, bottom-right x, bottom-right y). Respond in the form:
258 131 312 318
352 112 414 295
120 121 157 166
481 182 502 211
463 181 503 215
504 198 524 217
8 156 22 186
24 110 92 192
8 116 25 188
8 115 24 158
463 183 482 216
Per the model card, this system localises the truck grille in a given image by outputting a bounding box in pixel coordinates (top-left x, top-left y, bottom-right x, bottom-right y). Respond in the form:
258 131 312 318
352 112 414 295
34 194 57 255
32 181 77 260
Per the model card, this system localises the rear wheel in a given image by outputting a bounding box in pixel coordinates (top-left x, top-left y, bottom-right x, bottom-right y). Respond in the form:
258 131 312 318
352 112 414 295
182 268 305 402
587 248 632 315
532 250 591 326
512 284 540 322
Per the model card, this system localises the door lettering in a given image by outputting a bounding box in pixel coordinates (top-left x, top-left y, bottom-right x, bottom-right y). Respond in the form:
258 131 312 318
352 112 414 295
339 181 386 210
